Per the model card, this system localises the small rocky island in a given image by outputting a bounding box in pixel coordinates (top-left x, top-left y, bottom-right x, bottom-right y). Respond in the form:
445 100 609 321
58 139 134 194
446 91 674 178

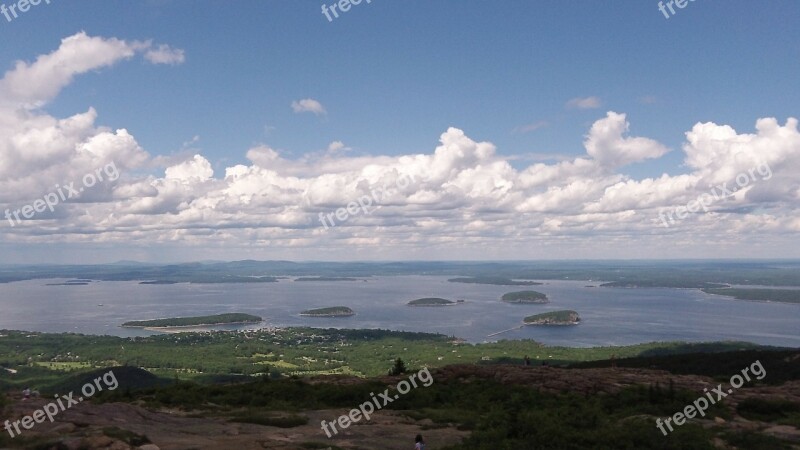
408 297 458 307
501 290 549 304
122 313 262 328
299 306 355 317
523 310 580 326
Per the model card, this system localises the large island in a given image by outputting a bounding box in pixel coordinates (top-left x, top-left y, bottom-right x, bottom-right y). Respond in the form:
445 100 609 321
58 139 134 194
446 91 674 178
299 306 355 317
523 310 581 326
121 313 263 328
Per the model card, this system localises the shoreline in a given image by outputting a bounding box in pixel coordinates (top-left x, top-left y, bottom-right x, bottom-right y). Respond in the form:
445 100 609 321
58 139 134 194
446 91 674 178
0 327 792 349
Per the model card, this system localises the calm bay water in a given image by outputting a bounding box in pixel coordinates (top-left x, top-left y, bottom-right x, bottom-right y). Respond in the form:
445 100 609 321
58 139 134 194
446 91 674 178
0 276 798 347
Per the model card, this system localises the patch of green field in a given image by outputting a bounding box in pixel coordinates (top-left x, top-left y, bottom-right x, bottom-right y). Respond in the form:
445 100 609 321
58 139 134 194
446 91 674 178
254 360 299 369
287 366 364 377
34 362 93 371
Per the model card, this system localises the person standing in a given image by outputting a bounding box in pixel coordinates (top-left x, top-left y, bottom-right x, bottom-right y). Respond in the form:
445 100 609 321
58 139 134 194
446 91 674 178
415 434 425 450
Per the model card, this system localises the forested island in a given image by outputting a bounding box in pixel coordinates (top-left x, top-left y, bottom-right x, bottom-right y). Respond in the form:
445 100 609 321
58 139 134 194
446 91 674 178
408 297 458 306
121 313 263 328
299 306 355 317
702 287 800 304
501 290 549 304
523 310 581 325
448 276 542 286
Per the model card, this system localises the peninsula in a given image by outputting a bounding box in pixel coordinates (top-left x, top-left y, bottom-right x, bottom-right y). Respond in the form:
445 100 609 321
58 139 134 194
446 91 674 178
121 313 263 328
702 287 800 305
448 277 542 286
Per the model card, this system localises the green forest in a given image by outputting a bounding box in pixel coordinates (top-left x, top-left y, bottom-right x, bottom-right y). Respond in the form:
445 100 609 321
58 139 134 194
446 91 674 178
1 327 798 449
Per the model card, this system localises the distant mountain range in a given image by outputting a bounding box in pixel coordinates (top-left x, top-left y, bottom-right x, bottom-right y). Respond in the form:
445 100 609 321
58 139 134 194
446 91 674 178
1 259 799 287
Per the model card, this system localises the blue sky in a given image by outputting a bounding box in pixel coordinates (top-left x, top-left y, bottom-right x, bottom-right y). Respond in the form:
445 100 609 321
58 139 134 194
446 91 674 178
0 0 798 262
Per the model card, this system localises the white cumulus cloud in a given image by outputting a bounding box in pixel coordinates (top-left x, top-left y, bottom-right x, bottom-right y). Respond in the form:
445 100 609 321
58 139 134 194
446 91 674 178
2 34 800 260
291 98 326 115
566 96 602 110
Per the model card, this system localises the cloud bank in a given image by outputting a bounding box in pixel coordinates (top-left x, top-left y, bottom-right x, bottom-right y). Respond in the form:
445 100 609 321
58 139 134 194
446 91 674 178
2 33 799 260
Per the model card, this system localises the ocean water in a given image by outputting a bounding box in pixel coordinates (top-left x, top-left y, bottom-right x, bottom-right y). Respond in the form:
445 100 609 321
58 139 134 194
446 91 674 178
0 276 798 347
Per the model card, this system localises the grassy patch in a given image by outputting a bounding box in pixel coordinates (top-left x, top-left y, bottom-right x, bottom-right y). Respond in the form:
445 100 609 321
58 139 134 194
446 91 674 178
34 362 93 371
288 366 363 377
261 360 299 369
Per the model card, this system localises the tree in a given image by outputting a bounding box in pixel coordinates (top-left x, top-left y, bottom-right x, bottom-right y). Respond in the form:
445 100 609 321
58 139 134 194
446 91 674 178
390 358 407 375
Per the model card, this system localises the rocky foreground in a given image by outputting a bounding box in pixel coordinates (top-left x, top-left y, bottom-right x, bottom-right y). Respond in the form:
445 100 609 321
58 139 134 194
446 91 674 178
3 364 800 449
